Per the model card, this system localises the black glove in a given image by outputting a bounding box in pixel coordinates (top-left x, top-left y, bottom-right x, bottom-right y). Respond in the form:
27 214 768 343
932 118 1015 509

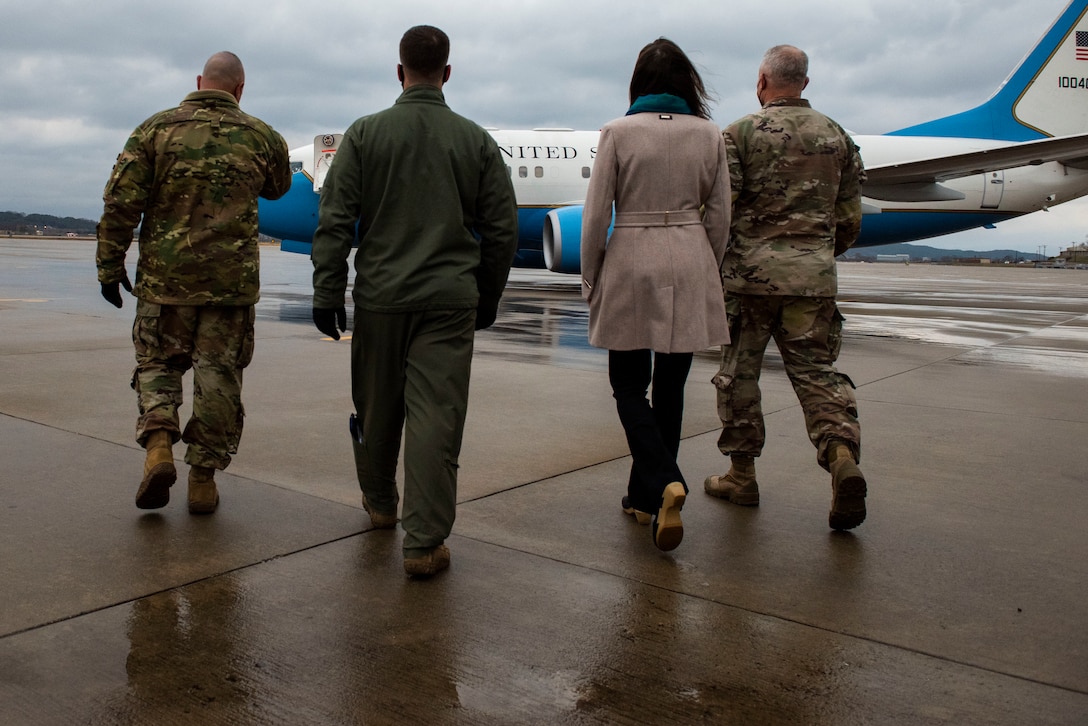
313 306 347 340
101 271 133 308
475 298 498 331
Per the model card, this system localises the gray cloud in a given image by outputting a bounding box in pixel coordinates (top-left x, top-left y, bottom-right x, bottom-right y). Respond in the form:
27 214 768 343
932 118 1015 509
2 0 1084 252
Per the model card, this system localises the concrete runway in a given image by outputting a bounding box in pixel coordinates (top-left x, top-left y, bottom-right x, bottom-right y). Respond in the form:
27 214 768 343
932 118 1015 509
1 238 1086 723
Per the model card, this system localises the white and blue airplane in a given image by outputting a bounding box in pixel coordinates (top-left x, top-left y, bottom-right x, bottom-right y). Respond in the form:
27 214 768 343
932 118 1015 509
258 0 1088 273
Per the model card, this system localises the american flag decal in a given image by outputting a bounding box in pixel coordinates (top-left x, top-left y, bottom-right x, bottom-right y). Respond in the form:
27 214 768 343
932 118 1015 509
1077 31 1088 60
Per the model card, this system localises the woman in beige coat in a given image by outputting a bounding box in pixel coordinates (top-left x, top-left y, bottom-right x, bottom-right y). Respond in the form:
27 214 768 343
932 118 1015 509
581 38 730 552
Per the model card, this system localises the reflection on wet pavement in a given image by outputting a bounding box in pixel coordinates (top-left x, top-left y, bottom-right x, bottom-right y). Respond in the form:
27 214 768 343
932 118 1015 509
835 264 1088 376
837 302 1055 347
4 239 1087 723
477 280 601 370
256 249 1088 377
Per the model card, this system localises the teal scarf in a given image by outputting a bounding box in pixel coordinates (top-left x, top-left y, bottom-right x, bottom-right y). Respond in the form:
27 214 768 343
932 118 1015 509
626 93 693 116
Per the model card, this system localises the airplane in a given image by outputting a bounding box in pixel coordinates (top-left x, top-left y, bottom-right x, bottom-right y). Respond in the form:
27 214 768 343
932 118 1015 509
258 0 1088 274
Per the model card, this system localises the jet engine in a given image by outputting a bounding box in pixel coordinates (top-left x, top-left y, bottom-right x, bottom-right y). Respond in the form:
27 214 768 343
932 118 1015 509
542 205 585 274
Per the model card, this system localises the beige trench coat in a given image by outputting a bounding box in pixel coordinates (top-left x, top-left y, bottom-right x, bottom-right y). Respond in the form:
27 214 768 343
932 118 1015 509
580 111 730 353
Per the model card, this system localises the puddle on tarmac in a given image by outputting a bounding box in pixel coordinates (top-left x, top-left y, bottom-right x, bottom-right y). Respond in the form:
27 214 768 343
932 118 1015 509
255 259 1088 376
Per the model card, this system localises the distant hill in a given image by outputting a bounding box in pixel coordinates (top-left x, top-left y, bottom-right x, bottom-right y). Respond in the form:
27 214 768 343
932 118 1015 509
0 210 1047 261
843 242 1043 262
0 211 96 235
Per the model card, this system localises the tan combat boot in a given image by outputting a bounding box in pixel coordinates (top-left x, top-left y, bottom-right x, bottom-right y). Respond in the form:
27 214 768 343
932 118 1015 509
828 443 866 530
704 455 759 506
188 465 219 514
135 430 175 509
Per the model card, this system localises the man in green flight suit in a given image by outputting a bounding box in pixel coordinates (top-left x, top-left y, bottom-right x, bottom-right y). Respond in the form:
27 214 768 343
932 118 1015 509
97 51 292 514
311 26 518 577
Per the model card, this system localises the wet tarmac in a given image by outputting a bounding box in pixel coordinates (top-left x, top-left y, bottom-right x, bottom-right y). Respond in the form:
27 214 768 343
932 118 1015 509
1 238 1086 723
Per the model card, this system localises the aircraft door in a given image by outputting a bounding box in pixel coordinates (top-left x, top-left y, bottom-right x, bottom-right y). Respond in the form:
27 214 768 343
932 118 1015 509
981 171 1004 209
313 134 342 193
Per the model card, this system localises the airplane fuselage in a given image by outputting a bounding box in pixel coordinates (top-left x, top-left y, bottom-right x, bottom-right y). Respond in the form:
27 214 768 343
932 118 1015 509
258 1 1088 271
260 129 1088 266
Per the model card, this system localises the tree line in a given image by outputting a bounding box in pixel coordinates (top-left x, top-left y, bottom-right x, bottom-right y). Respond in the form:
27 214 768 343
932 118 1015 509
1 211 96 234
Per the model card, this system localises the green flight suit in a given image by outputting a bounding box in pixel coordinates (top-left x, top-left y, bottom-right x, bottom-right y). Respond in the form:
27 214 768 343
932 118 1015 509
312 85 518 557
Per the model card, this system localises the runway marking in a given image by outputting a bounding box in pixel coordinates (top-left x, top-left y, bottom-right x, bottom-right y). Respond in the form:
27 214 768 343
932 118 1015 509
0 298 48 303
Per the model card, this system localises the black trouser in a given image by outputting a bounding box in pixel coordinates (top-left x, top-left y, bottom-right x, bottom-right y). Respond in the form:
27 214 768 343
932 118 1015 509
608 349 693 513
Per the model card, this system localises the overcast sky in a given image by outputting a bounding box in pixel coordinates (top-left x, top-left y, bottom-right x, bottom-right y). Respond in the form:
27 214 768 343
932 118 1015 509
2 0 1084 254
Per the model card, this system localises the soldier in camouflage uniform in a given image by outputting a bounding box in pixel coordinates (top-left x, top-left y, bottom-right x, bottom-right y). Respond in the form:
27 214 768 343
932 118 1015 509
96 51 292 514
705 45 868 530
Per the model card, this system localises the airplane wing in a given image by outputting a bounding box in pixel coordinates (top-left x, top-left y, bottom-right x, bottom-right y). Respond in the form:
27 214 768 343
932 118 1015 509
863 132 1088 202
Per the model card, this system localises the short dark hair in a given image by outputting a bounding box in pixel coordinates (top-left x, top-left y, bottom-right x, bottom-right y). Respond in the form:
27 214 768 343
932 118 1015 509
400 25 450 78
629 38 711 119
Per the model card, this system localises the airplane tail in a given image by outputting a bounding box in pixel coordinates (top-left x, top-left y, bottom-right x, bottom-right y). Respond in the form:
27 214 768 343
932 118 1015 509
889 0 1088 141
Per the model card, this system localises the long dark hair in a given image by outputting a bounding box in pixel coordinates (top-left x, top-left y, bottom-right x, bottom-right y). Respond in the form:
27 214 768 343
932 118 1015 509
628 38 711 119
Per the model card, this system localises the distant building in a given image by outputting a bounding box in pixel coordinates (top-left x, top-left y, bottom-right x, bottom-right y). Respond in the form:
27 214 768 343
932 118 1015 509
1058 243 1087 265
876 254 911 263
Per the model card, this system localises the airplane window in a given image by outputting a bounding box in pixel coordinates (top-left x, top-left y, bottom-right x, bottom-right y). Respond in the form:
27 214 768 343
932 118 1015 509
519 166 528 178
582 166 591 179
535 167 543 178
290 161 304 174
505 165 512 176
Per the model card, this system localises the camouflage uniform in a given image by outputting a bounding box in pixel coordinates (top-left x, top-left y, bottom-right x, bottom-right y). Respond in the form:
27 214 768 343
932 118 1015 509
716 97 865 468
97 89 291 469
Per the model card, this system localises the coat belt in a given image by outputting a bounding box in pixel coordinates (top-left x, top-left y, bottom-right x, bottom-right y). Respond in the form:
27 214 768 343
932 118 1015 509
612 210 703 227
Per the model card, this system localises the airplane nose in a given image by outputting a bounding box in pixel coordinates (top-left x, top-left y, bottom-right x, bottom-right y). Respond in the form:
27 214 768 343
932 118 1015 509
258 172 318 243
